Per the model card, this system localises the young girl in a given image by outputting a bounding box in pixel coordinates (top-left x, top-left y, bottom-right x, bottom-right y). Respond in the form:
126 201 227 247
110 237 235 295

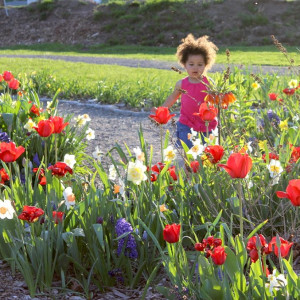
157 34 218 148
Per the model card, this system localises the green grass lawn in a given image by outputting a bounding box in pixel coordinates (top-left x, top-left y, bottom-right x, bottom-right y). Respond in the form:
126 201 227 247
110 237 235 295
0 44 299 66
0 57 179 107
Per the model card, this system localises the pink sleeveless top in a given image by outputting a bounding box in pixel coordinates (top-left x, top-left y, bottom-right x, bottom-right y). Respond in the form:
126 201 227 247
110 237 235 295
179 76 218 132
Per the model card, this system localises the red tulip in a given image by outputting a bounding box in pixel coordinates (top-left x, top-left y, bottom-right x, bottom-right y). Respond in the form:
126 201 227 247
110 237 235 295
30 104 40 116
262 152 279 163
34 119 55 137
168 166 177 181
8 79 19 90
283 88 295 96
151 162 165 173
194 103 218 122
163 223 180 243
195 242 205 251
268 93 278 101
0 168 9 184
149 107 175 125
0 142 25 163
190 160 200 173
18 206 44 223
52 211 64 224
33 168 46 185
0 74 3 82
218 152 252 178
48 162 73 177
204 145 225 164
246 234 270 263
276 179 300 206
150 173 157 182
211 246 227 265
268 237 293 258
3 71 13 82
291 146 300 162
49 116 69 134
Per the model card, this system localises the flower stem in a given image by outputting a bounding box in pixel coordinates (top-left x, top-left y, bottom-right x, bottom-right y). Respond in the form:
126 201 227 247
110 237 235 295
237 181 244 240
218 103 221 145
205 121 209 142
160 125 164 162
9 163 14 202
54 134 57 163
44 139 47 170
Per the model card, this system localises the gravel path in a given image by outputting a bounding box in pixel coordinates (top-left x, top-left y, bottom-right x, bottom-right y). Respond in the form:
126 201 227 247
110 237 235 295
0 54 292 75
57 99 176 166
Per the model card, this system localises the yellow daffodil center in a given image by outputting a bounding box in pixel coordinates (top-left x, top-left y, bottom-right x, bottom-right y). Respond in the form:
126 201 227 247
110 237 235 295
160 204 168 212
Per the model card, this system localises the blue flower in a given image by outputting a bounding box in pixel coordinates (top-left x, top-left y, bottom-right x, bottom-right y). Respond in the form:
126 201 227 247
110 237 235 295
33 153 41 167
267 109 280 125
0 130 10 143
115 218 138 259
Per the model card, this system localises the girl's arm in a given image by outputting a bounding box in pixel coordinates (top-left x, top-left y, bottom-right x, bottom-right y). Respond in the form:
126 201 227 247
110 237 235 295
161 80 182 108
150 80 181 112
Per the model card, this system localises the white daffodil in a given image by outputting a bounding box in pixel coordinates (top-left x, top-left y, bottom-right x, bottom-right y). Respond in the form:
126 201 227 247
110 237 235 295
63 154 76 169
0 199 15 219
293 114 300 122
92 146 103 161
187 139 205 159
288 79 298 89
133 147 145 162
46 101 52 109
108 164 117 181
24 118 37 132
63 187 76 210
86 128 95 140
164 145 176 162
267 159 283 178
267 269 287 295
247 141 253 154
75 114 91 127
113 178 126 199
127 160 147 185
209 127 219 144
187 128 198 141
252 82 260 90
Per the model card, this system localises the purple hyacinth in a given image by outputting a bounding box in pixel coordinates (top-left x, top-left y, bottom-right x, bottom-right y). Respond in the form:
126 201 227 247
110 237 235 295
115 218 138 259
33 153 41 167
267 109 280 125
0 130 10 143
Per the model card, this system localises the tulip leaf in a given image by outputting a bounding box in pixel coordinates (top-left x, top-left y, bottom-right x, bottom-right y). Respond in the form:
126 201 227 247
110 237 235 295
93 224 105 251
1 113 14 133
246 219 268 241
224 246 247 292
212 209 222 227
235 235 247 270
282 258 298 293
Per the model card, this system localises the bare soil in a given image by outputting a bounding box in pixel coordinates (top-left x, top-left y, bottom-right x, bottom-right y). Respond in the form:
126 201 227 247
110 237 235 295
0 0 299 47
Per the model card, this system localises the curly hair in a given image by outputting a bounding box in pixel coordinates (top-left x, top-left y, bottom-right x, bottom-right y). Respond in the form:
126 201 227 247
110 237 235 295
176 34 218 70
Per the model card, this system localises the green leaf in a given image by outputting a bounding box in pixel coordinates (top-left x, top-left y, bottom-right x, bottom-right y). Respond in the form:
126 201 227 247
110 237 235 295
93 224 105 251
246 219 268 240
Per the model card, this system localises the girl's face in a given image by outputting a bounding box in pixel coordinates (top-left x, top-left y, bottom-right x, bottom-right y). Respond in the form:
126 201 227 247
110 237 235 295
184 54 206 80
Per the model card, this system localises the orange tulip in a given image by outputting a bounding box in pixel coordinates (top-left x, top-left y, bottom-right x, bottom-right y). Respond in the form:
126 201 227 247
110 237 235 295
149 107 175 124
194 103 217 122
